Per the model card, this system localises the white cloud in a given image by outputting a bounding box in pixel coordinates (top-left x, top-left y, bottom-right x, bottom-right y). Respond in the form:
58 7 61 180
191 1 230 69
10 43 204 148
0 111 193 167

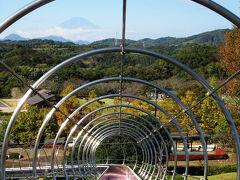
16 26 119 42
1 26 162 42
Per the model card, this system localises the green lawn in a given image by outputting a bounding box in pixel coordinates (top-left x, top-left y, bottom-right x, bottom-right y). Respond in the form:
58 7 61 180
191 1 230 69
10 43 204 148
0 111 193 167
100 98 114 105
78 98 114 105
188 172 237 180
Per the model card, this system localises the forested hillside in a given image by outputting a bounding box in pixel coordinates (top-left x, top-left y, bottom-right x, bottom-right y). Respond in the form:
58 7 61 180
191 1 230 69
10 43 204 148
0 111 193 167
92 29 230 46
1 28 239 152
0 29 227 97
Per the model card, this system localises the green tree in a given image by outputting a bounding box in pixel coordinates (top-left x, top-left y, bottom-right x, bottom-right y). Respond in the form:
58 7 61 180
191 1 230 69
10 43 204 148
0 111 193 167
0 112 12 142
11 106 57 144
199 77 223 138
83 89 105 121
215 117 231 147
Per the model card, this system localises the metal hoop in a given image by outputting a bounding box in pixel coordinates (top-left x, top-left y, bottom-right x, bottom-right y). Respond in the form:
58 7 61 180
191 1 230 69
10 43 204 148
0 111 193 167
1 0 240 179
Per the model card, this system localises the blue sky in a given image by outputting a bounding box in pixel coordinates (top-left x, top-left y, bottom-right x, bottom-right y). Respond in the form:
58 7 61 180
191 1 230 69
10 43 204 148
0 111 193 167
0 0 239 42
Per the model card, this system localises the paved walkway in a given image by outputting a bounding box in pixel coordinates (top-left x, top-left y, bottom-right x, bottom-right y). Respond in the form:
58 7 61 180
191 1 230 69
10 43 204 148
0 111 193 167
100 165 138 180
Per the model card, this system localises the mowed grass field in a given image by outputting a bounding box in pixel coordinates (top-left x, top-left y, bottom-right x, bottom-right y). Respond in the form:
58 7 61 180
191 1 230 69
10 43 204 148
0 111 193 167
188 172 236 180
79 98 114 105
1 98 20 108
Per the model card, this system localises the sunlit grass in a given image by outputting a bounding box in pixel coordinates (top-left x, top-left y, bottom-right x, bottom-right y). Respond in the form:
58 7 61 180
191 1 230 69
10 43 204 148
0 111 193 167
188 172 237 180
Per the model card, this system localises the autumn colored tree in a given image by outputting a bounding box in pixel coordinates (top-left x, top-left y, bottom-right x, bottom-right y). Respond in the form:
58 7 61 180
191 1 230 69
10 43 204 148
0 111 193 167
158 96 182 126
83 89 105 121
179 90 199 136
200 97 221 135
177 84 206 99
113 97 120 113
220 27 240 96
130 95 153 116
55 85 80 134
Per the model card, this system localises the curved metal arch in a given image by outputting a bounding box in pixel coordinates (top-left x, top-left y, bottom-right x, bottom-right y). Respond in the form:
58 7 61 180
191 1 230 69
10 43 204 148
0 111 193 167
4 48 236 179
70 117 163 179
73 112 164 179
92 131 152 179
0 0 240 33
0 0 54 33
60 103 175 173
74 112 168 164
85 133 144 179
47 91 187 179
192 0 240 27
96 131 149 178
28 67 209 178
79 120 162 179
84 125 156 179
93 130 148 179
84 132 127 178
93 126 171 180
59 105 175 180
1 0 240 178
93 136 137 167
42 82 192 179
88 124 162 179
75 127 148 179
71 112 172 179
18 148 32 175
87 126 156 179
48 92 172 172
78 123 148 178
38 143 50 170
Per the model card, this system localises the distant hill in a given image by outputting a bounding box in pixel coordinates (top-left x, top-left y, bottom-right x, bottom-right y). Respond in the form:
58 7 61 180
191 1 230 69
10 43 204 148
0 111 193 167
3 33 29 41
92 29 231 46
39 35 72 42
91 38 136 46
1 29 230 46
1 34 90 45
75 40 91 45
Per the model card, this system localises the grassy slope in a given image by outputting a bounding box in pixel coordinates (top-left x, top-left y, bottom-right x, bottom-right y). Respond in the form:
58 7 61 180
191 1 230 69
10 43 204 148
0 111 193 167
188 172 237 180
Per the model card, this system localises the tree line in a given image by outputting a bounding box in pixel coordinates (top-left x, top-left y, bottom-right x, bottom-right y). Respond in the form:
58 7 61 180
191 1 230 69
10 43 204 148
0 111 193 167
0 28 239 149
0 39 226 97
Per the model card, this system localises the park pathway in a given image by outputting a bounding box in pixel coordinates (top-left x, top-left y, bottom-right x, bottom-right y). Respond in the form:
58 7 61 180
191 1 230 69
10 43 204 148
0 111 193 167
100 165 139 180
